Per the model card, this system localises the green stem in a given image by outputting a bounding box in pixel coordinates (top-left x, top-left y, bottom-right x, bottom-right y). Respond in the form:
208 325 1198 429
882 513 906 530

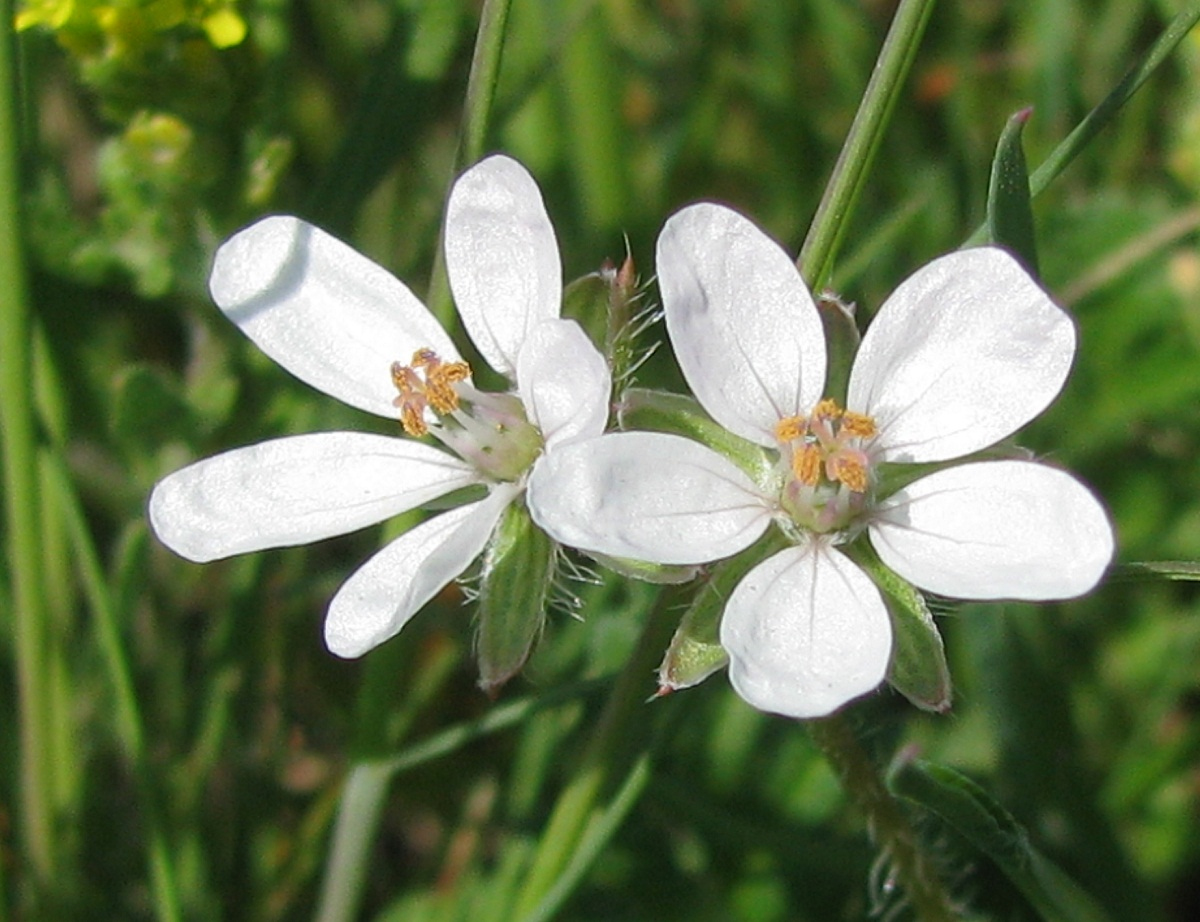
797 0 937 291
510 595 678 919
808 714 957 922
521 754 653 922
42 455 182 922
313 763 392 922
0 3 57 894
425 0 515 319
966 2 1200 246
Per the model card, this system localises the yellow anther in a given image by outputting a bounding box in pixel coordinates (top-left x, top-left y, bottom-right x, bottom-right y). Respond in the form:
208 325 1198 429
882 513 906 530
399 405 428 437
840 411 877 438
775 416 805 443
792 444 822 486
828 453 869 493
425 361 470 414
812 398 843 421
390 349 472 433
391 361 419 394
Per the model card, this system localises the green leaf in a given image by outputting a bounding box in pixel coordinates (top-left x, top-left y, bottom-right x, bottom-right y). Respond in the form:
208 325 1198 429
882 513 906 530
986 107 1039 274
475 499 556 694
889 758 1113 922
852 543 951 713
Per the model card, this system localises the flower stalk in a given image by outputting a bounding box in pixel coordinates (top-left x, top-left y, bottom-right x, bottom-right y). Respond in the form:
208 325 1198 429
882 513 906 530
798 0 937 291
0 1 59 896
807 715 958 922
426 0 515 321
510 593 679 918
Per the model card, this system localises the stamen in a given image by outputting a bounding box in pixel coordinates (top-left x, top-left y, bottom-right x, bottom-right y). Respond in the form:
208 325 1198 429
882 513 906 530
792 444 822 486
812 398 843 421
399 405 428 437
841 411 877 438
828 452 869 493
390 349 473 435
775 416 805 442
426 362 470 414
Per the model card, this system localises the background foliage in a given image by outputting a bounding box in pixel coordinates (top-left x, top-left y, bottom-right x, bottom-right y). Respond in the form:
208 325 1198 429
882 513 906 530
4 0 1200 919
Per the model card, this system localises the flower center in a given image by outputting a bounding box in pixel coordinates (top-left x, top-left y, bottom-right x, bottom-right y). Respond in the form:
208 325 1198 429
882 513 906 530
774 399 878 534
392 349 471 437
390 348 543 483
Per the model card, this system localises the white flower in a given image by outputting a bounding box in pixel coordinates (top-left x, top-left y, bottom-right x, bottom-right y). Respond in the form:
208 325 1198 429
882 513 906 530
149 155 611 658
528 202 1114 719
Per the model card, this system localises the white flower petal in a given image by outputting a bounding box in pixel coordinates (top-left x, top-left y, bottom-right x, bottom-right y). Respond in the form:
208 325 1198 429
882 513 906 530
848 247 1075 463
324 484 518 658
721 545 892 719
148 432 482 562
657 203 826 445
210 216 458 418
870 460 1114 600
517 319 611 450
527 431 771 564
445 155 562 377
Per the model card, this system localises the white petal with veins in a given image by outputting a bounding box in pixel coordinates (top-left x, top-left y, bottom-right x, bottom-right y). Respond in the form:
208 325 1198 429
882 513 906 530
528 431 771 565
657 203 826 446
148 432 483 562
721 544 892 719
870 460 1114 599
324 484 519 658
848 248 1075 463
445 155 562 377
210 216 458 418
517 318 611 451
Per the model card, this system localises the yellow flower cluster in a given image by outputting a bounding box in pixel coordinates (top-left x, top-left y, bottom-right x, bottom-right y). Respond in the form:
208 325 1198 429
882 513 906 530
16 0 247 58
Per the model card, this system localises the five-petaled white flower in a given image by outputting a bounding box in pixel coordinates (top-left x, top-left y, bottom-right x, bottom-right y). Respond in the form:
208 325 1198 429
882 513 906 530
149 155 611 658
528 202 1114 719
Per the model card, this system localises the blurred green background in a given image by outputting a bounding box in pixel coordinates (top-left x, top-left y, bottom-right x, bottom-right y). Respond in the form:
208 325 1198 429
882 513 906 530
4 0 1200 919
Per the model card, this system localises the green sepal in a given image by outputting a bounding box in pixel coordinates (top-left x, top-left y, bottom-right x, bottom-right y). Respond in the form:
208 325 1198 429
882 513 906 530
658 530 789 693
986 107 1039 274
561 271 612 361
851 541 951 713
889 758 1113 922
475 499 556 694
618 388 776 489
588 551 699 585
562 255 644 384
815 293 861 406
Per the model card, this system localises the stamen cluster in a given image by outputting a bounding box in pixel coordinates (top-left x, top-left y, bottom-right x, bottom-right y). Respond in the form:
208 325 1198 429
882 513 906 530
774 398 877 534
391 348 544 483
391 349 472 436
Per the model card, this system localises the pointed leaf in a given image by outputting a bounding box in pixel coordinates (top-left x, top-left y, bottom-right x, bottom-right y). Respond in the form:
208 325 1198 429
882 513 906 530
986 108 1039 274
889 758 1113 922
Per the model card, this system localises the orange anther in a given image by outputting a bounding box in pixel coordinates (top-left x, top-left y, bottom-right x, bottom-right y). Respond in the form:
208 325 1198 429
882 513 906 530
775 415 805 443
841 411 877 438
792 444 822 486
